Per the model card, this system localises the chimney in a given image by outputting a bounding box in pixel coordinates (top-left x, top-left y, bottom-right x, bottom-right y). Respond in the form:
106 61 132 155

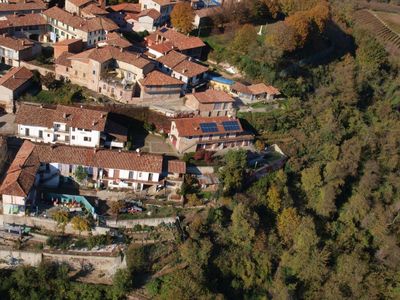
80 105 83 108
136 148 141 156
118 149 121 153
12 75 15 79
120 47 123 52
63 112 67 119
94 147 98 153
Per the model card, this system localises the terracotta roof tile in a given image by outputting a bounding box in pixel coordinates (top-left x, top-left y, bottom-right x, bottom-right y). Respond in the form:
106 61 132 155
81 3 108 16
34 143 164 173
140 70 184 86
157 50 186 68
0 14 46 30
0 67 32 91
43 6 118 32
248 83 280 95
55 51 73 67
0 35 34 51
153 28 205 51
109 2 140 13
0 140 168 196
0 0 46 12
192 89 233 103
68 45 152 68
0 141 39 197
172 116 244 137
67 0 93 8
15 103 108 131
137 8 160 20
173 59 208 77
168 160 186 174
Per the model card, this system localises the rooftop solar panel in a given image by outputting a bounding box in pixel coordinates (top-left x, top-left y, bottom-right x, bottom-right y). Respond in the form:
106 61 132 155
200 122 218 133
222 121 240 131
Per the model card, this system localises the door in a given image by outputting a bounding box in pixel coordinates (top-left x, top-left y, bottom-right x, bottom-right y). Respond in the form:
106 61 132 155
25 128 30 136
38 130 43 139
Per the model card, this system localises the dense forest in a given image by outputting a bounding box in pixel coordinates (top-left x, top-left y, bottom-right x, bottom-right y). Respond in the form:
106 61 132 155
1 0 400 299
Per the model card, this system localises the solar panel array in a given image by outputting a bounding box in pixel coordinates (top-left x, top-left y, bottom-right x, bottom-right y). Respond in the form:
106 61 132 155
200 122 218 133
222 121 240 131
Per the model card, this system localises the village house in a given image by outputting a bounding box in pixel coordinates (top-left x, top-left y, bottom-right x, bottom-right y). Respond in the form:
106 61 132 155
55 45 154 102
124 8 161 32
184 89 235 117
145 27 206 58
107 3 141 28
157 50 208 91
0 66 33 113
0 0 46 17
53 38 83 59
64 0 106 17
0 141 186 215
0 14 47 41
139 0 177 24
138 69 184 99
230 82 281 103
192 7 220 30
42 6 118 46
97 32 132 50
0 34 41 66
169 116 253 153
15 103 127 148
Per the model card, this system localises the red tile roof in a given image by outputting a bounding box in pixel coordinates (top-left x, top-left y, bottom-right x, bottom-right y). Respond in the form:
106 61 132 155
151 0 179 6
68 45 152 68
157 50 208 77
109 2 141 13
157 50 186 68
136 8 161 20
35 143 163 173
173 59 208 77
55 51 73 67
150 28 205 51
0 0 46 12
192 89 233 103
100 32 132 49
232 82 280 96
168 160 186 174
81 3 108 16
15 103 109 131
172 116 244 137
0 67 33 91
248 83 280 95
140 70 184 86
43 6 118 32
0 14 47 30
147 40 174 55
67 0 93 8
0 35 34 51
0 141 39 197
0 140 167 196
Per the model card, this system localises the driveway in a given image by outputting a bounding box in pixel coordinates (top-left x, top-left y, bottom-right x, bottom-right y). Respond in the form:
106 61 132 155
0 114 16 136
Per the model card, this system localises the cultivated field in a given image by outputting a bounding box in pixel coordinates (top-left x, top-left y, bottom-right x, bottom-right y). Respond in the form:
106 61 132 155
374 11 400 34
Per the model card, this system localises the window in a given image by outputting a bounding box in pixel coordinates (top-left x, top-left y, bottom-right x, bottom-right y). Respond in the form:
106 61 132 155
128 171 134 179
75 70 78 75
84 137 91 142
93 70 96 75
83 73 86 78
72 136 75 140
138 172 142 178
38 130 43 138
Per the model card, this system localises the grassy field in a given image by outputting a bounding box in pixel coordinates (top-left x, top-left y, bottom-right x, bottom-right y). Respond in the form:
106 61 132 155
374 11 400 34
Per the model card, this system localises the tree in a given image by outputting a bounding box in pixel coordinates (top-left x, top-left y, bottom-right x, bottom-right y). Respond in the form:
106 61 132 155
110 200 125 215
171 2 195 34
267 185 281 213
277 207 301 244
230 24 258 54
111 269 133 299
230 203 259 248
219 149 247 195
266 21 297 52
70 216 90 236
41 73 58 90
52 209 69 233
126 245 149 275
74 166 88 183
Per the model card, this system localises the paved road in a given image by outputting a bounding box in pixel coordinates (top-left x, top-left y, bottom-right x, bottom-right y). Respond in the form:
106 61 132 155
0 114 16 136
